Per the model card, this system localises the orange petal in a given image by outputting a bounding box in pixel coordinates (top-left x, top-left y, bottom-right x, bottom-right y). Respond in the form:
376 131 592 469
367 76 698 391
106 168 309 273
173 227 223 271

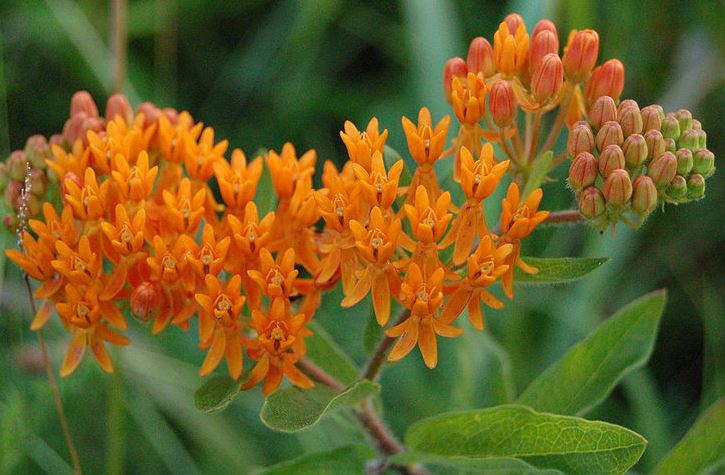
418 320 438 368
199 327 226 377
340 268 371 308
262 365 284 396
283 359 314 389
439 288 470 324
242 355 270 391
60 332 87 377
387 318 419 362
468 299 484 331
90 331 113 373
224 329 243 380
30 301 53 331
371 271 390 326
432 319 464 338
100 262 127 301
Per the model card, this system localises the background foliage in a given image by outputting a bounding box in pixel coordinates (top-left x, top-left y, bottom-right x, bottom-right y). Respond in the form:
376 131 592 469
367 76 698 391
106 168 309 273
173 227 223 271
1 0 723 473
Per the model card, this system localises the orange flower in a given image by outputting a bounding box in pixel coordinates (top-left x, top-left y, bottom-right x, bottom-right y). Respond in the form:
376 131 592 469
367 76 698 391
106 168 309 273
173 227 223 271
160 178 206 236
183 223 231 277
182 126 227 182
441 145 509 265
7 234 57 283
345 207 402 325
493 20 530 76
29 203 78 252
450 72 487 125
270 180 321 273
101 204 146 263
247 248 299 300
111 150 158 202
386 264 463 368
63 167 109 221
213 149 263 211
244 297 313 395
194 274 246 379
158 112 202 165
402 107 450 199
403 185 452 275
59 321 130 377
352 151 404 209
340 118 388 172
440 235 512 329
266 143 316 201
52 235 102 286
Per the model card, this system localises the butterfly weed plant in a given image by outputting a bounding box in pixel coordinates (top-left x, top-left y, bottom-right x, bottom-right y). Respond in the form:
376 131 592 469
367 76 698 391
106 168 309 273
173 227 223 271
2 12 722 475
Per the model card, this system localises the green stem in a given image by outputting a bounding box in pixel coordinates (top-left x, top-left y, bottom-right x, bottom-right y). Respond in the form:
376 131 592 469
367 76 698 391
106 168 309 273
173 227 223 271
106 348 125 475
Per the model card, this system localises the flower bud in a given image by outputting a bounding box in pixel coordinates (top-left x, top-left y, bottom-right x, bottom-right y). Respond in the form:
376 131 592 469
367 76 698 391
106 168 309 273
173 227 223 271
131 282 162 322
504 13 525 34
61 171 82 197
443 57 467 101
644 129 665 162
692 149 715 177
531 53 564 102
4 181 21 209
493 20 529 75
24 135 50 169
579 186 606 219
675 148 693 175
137 102 162 127
563 29 599 82
640 105 663 132
618 99 639 115
618 103 642 137
666 175 687 200
568 152 598 190
675 109 692 132
529 25 559 74
631 176 658 215
598 144 625 177
70 90 99 117
0 163 8 191
647 151 677 187
29 168 47 197
678 128 699 152
3 214 18 231
664 138 677 153
7 151 28 181
105 94 133 123
691 119 702 131
584 59 625 106
603 169 632 207
467 37 495 77
488 80 517 128
567 121 595 157
686 174 705 200
596 121 623 151
49 134 64 148
660 114 680 141
26 194 41 216
589 96 617 131
696 129 707 149
622 134 648 168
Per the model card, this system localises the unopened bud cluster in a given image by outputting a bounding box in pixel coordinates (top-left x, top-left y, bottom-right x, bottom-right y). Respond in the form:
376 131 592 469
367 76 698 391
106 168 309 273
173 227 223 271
0 135 55 231
567 96 715 228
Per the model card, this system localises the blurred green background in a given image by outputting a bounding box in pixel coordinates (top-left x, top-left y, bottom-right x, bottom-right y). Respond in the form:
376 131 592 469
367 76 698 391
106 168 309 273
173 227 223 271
1 0 724 473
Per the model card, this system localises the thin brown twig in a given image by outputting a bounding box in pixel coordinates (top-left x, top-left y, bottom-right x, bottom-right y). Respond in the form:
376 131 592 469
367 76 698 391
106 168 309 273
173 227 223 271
297 358 345 392
25 275 83 475
361 308 410 382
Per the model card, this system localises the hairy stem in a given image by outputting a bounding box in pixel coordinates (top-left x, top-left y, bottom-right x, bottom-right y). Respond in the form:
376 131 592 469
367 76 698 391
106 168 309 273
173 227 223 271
540 84 575 154
527 111 543 163
361 309 410 382
543 209 584 225
297 357 345 391
25 275 83 475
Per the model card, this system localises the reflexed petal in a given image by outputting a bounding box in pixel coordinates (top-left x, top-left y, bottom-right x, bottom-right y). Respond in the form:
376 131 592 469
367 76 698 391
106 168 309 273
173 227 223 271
387 318 419 362
242 355 270 391
90 331 113 373
200 327 226 376
371 271 390 326
30 301 53 331
283 359 314 389
60 332 87 377
418 320 438 368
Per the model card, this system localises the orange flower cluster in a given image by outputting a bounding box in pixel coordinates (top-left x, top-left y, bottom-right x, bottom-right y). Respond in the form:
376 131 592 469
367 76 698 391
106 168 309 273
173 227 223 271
443 13 625 178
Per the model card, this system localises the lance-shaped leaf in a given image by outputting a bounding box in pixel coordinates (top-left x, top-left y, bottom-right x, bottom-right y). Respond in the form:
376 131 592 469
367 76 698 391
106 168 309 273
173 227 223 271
518 290 666 416
405 405 647 474
514 257 609 284
390 452 562 474
522 150 553 198
653 398 725 475
260 380 380 432
194 374 244 414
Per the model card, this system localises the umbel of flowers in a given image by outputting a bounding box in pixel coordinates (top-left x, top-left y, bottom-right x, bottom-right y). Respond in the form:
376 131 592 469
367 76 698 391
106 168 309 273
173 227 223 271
4 12 714 397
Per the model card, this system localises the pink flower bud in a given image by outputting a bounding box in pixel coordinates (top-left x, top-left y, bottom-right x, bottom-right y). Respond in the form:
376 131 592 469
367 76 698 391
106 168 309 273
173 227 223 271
631 175 658 215
161 108 179 124
489 80 517 128
4 181 22 209
692 148 715 177
660 114 680 140
664 138 676 153
678 128 699 152
563 29 599 82
504 13 525 35
26 193 41 216
647 151 677 187
641 105 663 132
618 104 642 137
675 148 693 175
666 175 687 200
598 144 625 177
7 151 28 181
443 57 467 101
131 282 162 322
622 134 647 168
467 37 495 77
675 109 693 131
105 94 133 123
137 102 162 127
531 53 563 103
569 152 598 190
596 121 624 151
567 121 595 157
579 186 606 219
69 90 99 118
584 59 625 107
618 99 639 115
529 25 559 74
687 174 705 200
24 135 50 169
589 96 617 131
603 169 632 207
644 130 665 162
29 168 47 197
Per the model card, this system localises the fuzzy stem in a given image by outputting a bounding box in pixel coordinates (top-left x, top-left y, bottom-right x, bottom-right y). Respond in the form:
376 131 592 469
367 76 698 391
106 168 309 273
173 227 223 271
25 275 83 475
361 309 410 382
527 111 543 163
540 84 575 154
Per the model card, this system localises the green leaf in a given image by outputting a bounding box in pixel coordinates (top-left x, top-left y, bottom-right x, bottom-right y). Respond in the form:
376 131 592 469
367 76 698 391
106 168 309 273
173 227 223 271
391 452 561 474
260 380 380 432
653 398 725 475
405 405 647 474
514 257 609 284
522 150 553 198
193 374 243 414
517 290 666 416
363 310 386 354
306 321 359 386
252 147 276 216
256 444 376 475
384 144 412 186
